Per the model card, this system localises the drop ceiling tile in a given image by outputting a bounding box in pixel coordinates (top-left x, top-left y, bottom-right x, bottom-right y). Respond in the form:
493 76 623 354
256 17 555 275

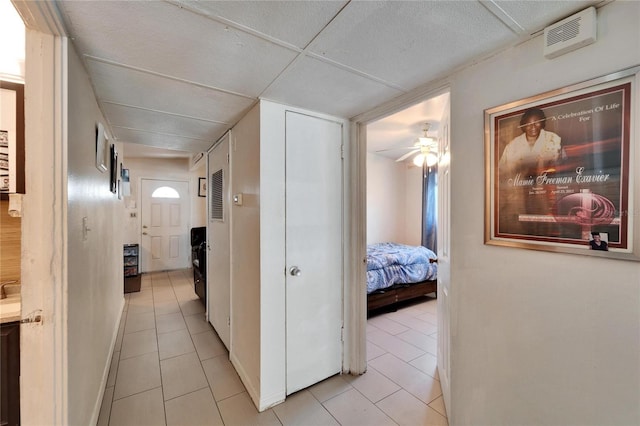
308 1 516 90
59 0 299 96
86 59 255 125
171 0 348 49
113 127 214 153
492 1 596 33
101 103 228 142
263 56 403 119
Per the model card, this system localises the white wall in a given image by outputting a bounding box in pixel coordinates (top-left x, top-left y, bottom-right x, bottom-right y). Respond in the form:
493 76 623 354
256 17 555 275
65 43 125 426
229 103 263 406
120 156 206 246
366 153 422 245
448 2 640 424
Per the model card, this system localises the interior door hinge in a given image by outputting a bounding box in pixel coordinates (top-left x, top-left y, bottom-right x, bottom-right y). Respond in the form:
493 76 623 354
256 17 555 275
227 316 231 327
227 153 230 164
340 144 344 159
341 326 344 343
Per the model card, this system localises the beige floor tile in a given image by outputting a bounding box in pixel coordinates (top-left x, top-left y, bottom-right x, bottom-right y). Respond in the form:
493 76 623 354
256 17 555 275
153 287 177 303
120 329 158 360
109 387 166 426
106 351 119 388
417 311 438 326
322 388 396 426
369 353 442 405
114 319 126 352
409 352 439 381
395 329 437 356
156 311 187 334
97 386 114 426
114 351 162 400
179 298 206 315
154 299 181 316
273 390 338 426
201 354 245 401
184 312 213 335
367 341 387 361
377 389 447 426
344 367 401 403
383 311 438 335
124 311 156 335
217 392 282 426
367 328 425 362
160 352 209 400
367 316 410 335
165 388 224 426
158 328 196 360
191 329 227 360
127 299 155 315
128 288 154 303
307 374 353 403
428 395 448 418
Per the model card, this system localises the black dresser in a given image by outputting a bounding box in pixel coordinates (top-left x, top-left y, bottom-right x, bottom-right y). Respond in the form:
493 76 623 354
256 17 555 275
191 227 206 302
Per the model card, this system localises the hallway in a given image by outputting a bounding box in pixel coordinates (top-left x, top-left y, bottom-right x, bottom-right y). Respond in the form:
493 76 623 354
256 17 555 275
98 270 447 425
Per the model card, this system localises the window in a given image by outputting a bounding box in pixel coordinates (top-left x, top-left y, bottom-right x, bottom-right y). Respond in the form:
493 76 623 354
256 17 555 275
151 186 180 199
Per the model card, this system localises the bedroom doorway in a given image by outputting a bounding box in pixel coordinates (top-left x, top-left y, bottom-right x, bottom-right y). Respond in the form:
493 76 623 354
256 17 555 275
361 89 451 412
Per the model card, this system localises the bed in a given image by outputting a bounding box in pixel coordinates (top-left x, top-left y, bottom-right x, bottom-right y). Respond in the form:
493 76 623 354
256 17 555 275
367 242 437 314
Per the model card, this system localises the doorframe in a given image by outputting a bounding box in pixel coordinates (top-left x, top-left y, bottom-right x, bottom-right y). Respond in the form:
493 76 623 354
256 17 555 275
13 2 69 424
348 84 452 385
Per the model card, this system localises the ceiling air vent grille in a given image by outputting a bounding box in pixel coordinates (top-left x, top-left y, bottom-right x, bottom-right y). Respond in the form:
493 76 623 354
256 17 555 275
543 7 596 59
210 169 223 221
547 17 581 46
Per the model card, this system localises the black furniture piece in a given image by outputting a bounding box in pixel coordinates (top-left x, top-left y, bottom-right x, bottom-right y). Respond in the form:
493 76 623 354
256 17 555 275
1 321 20 426
124 244 141 293
191 227 206 303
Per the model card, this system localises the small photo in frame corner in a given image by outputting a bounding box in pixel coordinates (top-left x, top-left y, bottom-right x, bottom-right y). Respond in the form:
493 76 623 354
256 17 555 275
198 177 206 197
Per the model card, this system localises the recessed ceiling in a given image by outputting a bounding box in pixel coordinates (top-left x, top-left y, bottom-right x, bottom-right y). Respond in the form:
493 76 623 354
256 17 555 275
45 0 599 158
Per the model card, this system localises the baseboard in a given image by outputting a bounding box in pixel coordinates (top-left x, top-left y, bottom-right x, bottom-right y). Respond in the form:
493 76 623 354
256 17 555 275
229 352 285 412
88 297 125 425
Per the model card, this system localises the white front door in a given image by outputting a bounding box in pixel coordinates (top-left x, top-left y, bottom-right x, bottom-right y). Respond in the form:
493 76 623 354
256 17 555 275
207 134 231 349
140 179 190 272
285 111 343 395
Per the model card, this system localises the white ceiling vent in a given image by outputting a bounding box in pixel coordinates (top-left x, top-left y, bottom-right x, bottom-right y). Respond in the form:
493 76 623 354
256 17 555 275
544 7 596 59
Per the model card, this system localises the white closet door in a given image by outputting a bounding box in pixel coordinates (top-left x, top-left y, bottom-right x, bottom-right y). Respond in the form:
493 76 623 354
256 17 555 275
285 111 343 395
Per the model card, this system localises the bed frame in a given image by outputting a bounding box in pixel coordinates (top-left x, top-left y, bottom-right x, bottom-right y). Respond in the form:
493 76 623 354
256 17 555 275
367 259 438 314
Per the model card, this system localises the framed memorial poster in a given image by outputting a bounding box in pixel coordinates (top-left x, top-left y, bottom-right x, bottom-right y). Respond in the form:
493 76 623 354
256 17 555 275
485 67 640 260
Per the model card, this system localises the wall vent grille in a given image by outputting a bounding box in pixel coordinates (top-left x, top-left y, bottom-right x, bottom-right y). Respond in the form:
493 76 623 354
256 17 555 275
543 7 596 59
210 169 223 221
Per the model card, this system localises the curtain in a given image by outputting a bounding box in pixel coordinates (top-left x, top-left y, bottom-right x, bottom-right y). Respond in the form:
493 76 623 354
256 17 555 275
421 163 437 251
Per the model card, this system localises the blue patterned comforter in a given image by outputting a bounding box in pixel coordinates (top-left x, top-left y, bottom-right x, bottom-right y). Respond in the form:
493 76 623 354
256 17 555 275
367 242 437 294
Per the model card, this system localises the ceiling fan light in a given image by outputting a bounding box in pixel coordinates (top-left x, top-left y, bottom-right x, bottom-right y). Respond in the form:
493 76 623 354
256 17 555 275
413 154 425 167
426 152 438 167
418 136 435 145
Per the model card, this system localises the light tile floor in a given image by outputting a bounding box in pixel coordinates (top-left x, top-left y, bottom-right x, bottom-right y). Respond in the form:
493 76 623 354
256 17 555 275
98 270 448 425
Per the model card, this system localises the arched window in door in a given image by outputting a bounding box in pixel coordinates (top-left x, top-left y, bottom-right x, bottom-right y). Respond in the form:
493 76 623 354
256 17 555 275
151 186 180 199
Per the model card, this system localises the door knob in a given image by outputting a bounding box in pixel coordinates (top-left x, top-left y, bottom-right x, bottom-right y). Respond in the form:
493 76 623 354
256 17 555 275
143 225 148 229
289 266 301 277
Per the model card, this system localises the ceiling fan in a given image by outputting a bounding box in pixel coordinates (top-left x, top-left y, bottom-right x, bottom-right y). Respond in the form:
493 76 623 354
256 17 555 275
377 123 438 166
